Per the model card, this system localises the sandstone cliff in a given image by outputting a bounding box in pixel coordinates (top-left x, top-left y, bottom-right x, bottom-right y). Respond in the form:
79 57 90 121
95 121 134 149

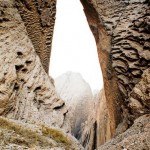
0 0 68 130
98 114 150 150
0 0 150 149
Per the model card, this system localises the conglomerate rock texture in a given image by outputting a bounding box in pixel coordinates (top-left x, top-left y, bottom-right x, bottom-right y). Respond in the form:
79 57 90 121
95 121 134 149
0 116 84 150
55 72 93 138
80 0 150 140
16 0 57 73
98 114 150 150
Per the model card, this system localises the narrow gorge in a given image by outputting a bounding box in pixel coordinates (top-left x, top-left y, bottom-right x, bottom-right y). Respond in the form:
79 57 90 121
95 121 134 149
0 0 150 150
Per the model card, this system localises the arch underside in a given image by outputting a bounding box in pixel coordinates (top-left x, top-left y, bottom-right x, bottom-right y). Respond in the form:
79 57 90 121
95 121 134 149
16 0 150 144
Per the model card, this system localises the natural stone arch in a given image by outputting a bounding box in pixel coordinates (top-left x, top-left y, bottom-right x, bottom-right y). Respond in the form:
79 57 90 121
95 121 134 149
15 0 150 144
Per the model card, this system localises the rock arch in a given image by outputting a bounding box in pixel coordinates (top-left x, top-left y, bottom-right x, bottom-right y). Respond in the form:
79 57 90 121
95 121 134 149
16 0 150 137
80 0 150 137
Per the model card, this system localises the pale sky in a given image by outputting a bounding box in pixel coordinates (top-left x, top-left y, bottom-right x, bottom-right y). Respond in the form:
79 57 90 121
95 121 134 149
49 0 103 90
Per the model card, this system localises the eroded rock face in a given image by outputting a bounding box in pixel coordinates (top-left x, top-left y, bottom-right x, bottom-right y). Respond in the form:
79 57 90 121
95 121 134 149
80 0 150 136
55 73 112 150
80 89 112 149
98 114 150 150
128 68 150 119
0 116 84 150
0 0 84 149
15 0 57 73
0 0 150 149
0 0 69 131
78 91 99 150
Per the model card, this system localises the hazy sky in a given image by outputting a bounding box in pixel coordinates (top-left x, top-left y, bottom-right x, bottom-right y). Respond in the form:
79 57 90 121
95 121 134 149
50 0 103 90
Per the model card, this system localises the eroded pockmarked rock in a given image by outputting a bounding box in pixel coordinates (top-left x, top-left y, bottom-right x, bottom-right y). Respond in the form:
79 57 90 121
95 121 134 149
81 0 150 137
0 0 150 149
0 0 69 131
15 0 57 73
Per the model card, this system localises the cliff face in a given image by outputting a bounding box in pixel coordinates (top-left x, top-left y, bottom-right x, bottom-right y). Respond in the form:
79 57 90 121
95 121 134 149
54 72 113 150
95 90 111 147
0 0 84 149
0 0 68 130
55 72 107 150
80 0 150 137
77 90 111 150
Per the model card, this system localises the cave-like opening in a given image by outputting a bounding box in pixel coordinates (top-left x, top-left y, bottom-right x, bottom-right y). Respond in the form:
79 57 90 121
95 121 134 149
50 0 103 91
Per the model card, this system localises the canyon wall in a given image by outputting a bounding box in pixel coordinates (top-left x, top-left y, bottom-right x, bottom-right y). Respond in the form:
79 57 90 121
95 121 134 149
80 0 150 139
0 0 150 149
0 0 68 130
55 72 110 150
55 72 94 148
0 0 84 149
16 0 57 73
95 90 111 147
